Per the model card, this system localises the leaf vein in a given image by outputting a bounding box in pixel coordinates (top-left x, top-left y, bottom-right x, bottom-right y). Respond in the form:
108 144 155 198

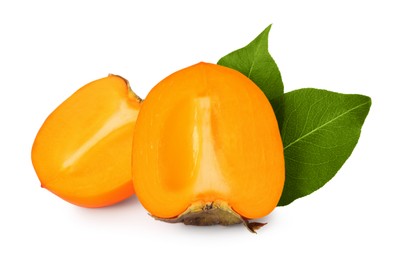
283 101 370 151
246 37 264 79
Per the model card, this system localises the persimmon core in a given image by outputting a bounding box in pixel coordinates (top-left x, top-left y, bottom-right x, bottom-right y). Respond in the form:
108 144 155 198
159 97 229 196
63 101 136 169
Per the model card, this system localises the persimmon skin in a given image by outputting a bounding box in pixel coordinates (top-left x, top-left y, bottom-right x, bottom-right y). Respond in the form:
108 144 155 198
32 75 141 207
132 62 285 222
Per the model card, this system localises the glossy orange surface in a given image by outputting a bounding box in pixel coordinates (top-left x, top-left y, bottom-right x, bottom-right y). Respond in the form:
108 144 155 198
132 63 284 219
32 75 141 207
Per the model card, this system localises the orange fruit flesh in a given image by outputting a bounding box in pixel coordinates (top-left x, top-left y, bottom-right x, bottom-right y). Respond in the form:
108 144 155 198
132 62 284 219
32 75 141 207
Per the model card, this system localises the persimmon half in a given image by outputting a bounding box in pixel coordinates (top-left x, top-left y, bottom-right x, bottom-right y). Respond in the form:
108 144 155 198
32 75 141 207
132 62 285 232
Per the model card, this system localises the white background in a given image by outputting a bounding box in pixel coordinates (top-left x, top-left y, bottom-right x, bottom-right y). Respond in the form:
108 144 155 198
1 0 403 259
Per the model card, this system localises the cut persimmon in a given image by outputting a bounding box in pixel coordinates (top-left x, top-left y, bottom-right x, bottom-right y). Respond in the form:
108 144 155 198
32 75 141 207
132 62 284 232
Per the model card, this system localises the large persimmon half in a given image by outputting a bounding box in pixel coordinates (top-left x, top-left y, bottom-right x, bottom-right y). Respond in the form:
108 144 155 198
32 75 141 207
132 63 284 232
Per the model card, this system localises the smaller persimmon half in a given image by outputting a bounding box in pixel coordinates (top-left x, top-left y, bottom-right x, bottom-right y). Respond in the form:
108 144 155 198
132 62 285 232
32 75 141 207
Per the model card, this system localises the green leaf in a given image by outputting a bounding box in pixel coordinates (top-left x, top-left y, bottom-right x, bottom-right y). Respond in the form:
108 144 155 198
272 88 371 206
218 24 284 101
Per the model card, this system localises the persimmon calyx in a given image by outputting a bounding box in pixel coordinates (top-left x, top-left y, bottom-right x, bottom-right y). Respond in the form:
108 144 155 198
108 74 143 103
151 200 266 233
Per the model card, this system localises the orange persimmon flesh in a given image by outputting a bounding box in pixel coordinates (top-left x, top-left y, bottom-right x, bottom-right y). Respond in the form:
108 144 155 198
32 75 141 207
132 62 284 224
